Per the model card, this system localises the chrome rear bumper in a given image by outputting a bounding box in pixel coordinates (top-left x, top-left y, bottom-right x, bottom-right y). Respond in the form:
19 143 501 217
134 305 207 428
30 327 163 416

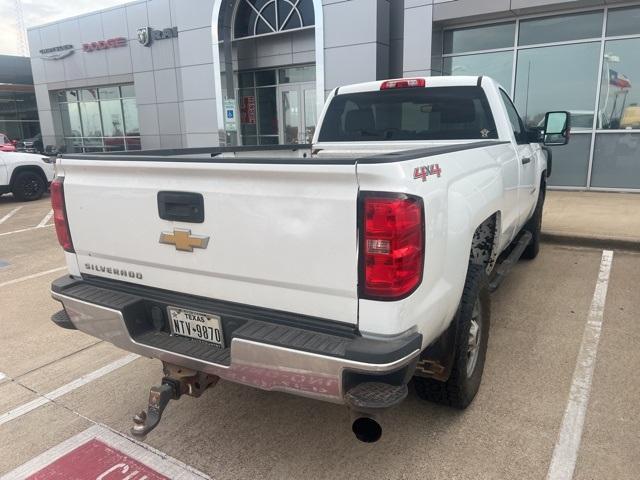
52 287 420 404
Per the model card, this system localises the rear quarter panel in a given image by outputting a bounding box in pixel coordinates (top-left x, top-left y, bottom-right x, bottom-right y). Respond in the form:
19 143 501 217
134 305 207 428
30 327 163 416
356 143 514 347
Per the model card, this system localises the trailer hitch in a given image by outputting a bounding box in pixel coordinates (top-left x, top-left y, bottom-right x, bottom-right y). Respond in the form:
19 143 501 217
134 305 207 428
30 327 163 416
130 363 218 439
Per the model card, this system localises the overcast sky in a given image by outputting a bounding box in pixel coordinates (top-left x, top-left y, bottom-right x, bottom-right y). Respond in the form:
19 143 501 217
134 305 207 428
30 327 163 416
0 0 130 56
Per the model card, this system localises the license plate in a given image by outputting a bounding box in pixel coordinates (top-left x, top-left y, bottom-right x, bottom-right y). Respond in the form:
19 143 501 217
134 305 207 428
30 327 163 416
167 307 224 348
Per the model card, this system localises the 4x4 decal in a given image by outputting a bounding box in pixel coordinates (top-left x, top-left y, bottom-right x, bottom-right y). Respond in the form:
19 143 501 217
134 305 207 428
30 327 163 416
414 164 442 182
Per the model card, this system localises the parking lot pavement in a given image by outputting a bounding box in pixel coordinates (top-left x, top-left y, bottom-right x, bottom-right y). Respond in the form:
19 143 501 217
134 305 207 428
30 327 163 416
1 220 639 479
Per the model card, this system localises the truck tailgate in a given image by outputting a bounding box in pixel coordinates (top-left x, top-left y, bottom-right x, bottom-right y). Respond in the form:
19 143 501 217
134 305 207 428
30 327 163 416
60 159 359 324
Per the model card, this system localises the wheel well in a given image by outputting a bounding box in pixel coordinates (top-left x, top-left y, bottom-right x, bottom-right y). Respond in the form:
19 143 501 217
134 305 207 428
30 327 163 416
470 213 500 274
10 165 47 189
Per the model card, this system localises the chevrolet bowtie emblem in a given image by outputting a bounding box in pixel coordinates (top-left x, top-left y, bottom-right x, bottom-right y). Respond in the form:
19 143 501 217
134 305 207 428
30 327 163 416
159 229 210 252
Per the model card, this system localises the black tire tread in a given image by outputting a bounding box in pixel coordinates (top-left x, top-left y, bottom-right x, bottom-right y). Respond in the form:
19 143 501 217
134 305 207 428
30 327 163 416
414 264 490 409
11 170 45 202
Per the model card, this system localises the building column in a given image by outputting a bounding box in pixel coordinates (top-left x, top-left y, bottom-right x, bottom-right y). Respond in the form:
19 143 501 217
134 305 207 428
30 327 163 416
402 1 436 77
322 0 391 94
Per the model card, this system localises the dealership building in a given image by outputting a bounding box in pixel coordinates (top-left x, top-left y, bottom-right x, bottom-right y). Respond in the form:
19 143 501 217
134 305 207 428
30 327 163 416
28 0 640 190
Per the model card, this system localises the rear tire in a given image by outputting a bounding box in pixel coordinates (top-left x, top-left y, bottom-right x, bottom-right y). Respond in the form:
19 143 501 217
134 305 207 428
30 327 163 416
12 171 45 202
522 178 546 260
414 264 490 409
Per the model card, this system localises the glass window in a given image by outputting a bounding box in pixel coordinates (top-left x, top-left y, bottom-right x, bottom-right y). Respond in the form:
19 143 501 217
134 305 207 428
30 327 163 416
238 72 254 89
122 99 139 136
304 88 316 143
547 133 592 187
598 38 640 130
120 85 135 98
99 86 120 100
443 23 515 54
514 43 600 128
318 87 498 142
279 66 315 84
518 11 603 46
234 0 315 39
0 91 17 120
80 88 99 102
499 90 525 143
56 84 138 152
61 103 82 137
100 100 125 137
257 87 278 135
606 6 640 37
255 70 276 87
15 92 39 121
443 51 514 91
591 133 640 188
80 102 102 137
64 90 79 102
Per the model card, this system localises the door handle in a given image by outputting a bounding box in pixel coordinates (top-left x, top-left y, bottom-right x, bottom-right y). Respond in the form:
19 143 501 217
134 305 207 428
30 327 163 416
158 191 205 223
521 157 532 165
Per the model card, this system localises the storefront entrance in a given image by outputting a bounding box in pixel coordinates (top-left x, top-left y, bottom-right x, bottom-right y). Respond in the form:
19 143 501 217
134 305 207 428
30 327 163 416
237 65 316 145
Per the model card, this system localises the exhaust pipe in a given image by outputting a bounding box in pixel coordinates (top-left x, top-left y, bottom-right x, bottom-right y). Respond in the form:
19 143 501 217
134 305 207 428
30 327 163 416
351 411 382 443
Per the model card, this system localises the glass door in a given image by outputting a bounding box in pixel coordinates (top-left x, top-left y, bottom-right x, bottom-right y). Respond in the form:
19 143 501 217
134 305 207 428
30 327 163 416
278 82 317 144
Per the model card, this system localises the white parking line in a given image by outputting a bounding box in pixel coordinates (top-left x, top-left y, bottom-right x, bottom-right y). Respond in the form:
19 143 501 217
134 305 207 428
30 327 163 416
0 354 139 427
0 266 67 289
0 224 54 237
0 206 22 225
546 249 614 480
37 209 54 228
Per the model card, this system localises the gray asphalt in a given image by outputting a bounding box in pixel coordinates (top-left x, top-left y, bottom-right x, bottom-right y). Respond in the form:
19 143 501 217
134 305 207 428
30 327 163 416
0 194 638 479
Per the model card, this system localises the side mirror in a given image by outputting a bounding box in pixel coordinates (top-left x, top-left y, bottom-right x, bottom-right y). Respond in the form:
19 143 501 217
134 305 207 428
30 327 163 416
543 111 570 146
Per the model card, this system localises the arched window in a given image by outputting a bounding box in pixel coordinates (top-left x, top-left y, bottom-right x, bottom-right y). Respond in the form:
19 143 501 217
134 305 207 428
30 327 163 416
234 0 315 39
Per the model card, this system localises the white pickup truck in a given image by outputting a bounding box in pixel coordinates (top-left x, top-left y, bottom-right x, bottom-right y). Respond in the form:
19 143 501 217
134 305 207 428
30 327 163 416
0 151 55 201
49 76 569 443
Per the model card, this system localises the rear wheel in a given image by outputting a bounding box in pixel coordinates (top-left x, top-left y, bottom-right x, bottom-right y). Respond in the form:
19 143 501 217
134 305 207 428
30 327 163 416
12 171 45 202
522 178 546 260
414 264 490 409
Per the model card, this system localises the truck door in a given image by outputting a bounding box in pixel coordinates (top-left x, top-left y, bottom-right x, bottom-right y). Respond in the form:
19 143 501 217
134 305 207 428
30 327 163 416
499 90 537 227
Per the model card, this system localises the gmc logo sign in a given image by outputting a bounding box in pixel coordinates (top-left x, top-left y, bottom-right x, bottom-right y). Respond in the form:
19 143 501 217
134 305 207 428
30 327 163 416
83 37 127 52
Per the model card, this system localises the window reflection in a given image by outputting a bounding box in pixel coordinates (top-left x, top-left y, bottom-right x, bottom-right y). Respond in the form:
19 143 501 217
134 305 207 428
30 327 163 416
591 134 640 188
443 51 514 91
444 23 515 54
606 6 640 37
514 43 600 129
518 11 603 46
598 39 640 129
55 84 140 152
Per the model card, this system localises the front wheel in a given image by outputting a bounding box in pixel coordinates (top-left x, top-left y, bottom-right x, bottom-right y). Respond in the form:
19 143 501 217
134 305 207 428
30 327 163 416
12 171 46 202
414 264 490 409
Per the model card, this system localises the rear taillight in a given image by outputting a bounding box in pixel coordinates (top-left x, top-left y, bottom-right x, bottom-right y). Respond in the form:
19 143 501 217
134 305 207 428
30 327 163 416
359 193 424 300
380 78 426 90
51 177 74 252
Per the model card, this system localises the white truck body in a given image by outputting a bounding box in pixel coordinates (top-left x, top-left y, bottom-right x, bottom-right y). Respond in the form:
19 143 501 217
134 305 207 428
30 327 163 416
50 77 565 437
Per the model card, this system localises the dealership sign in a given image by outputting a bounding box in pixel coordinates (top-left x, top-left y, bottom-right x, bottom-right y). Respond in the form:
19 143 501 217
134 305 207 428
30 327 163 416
137 26 178 47
83 37 128 52
39 44 74 60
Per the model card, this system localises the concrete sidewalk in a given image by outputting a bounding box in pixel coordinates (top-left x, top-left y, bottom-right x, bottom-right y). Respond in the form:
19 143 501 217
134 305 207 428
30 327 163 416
542 190 640 251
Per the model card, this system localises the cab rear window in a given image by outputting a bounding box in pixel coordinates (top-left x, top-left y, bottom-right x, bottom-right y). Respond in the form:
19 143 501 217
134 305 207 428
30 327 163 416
318 86 498 142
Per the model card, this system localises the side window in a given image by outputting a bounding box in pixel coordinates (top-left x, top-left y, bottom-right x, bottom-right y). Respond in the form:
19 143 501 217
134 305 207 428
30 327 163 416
499 90 526 144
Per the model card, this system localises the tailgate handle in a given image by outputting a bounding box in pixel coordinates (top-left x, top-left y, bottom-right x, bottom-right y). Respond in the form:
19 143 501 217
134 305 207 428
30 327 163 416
158 191 204 223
